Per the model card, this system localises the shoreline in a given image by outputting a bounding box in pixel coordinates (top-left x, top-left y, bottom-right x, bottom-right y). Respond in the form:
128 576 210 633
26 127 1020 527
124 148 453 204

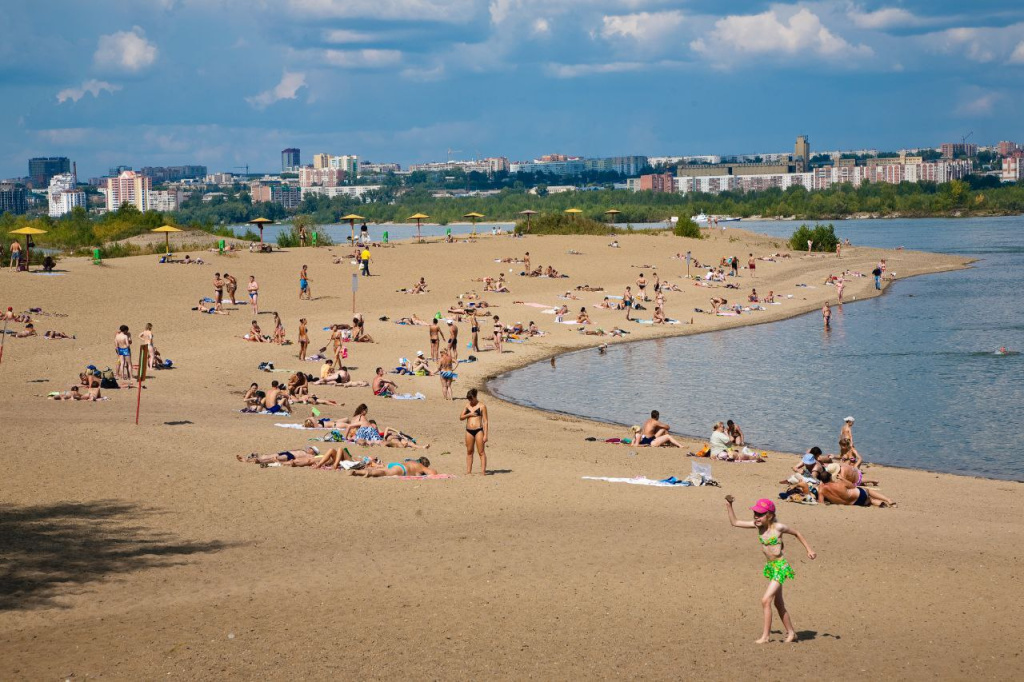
482 256 1009 482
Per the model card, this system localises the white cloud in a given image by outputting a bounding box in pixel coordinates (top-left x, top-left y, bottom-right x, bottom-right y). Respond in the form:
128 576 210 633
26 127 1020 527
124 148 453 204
692 8 872 66
56 79 122 104
546 60 682 78
94 26 158 73
288 0 473 21
246 71 307 109
1010 41 1024 64
848 7 921 30
955 91 1001 117
323 29 375 44
601 11 685 43
532 18 550 36
322 49 402 68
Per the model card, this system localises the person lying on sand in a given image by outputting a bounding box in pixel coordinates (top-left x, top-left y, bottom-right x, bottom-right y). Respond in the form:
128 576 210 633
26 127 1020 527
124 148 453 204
237 446 321 467
824 462 879 488
48 385 102 401
314 363 370 387
44 330 74 339
291 393 340 406
15 323 37 337
195 299 227 315
350 456 438 477
817 473 895 507
396 314 429 326
595 297 625 310
575 284 604 292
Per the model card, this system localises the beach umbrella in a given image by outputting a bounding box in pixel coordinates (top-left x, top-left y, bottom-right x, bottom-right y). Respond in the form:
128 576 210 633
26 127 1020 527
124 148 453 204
151 225 183 255
604 209 621 224
463 212 484 238
564 208 583 221
341 213 365 244
9 226 47 271
248 217 273 245
518 209 537 232
408 213 429 243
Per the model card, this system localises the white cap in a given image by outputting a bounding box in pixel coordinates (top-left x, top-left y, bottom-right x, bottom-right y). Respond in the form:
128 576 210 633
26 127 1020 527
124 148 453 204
310 446 320 455
844 416 855 423
416 350 424 356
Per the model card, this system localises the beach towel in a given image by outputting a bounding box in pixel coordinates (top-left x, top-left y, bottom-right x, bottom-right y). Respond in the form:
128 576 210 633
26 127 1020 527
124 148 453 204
385 474 456 480
392 392 426 400
582 476 692 487
633 319 681 325
32 272 66 276
274 423 328 430
239 409 290 416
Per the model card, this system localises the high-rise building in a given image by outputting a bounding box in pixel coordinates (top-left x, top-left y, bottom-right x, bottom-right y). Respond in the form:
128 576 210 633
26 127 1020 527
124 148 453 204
139 166 207 183
48 173 86 217
148 190 186 212
637 172 676 193
940 142 978 159
298 167 345 187
793 135 810 171
106 171 152 212
250 181 301 209
0 183 29 215
997 141 1018 157
312 153 358 176
28 157 71 188
282 148 301 172
1002 156 1024 183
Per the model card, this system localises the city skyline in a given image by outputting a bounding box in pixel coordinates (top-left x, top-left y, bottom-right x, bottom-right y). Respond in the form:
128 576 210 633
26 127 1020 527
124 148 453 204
2 1 1024 179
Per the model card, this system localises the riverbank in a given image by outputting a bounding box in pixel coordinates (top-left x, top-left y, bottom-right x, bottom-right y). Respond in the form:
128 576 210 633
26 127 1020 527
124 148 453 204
1 228 1021 680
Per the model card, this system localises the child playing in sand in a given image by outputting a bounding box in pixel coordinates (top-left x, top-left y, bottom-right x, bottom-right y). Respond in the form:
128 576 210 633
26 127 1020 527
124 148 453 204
724 496 816 644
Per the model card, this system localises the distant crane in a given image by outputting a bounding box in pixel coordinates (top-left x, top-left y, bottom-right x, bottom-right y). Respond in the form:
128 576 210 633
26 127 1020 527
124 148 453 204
446 148 461 164
962 131 974 146
235 164 249 177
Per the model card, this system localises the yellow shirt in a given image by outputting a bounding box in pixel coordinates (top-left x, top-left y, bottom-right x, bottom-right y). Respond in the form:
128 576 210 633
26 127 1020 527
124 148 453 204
320 363 332 380
360 249 370 261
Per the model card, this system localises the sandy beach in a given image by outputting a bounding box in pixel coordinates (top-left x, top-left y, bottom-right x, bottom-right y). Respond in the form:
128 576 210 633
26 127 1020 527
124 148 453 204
1 228 1021 680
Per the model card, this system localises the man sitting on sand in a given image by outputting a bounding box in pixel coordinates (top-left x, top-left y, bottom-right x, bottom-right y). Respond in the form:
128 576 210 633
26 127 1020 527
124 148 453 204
635 410 684 448
818 471 895 507
372 367 398 397
350 456 438 477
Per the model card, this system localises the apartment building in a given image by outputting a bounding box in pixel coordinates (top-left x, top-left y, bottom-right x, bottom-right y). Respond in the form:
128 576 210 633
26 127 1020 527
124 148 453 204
106 170 152 211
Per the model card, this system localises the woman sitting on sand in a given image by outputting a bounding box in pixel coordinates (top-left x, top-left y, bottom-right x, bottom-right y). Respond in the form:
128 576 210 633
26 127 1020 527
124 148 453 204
273 313 287 344
576 307 591 325
493 275 510 293
246 320 266 342
286 372 308 396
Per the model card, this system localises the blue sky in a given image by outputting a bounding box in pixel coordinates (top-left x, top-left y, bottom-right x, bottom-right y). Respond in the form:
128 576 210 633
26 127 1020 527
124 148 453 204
1 0 1023 179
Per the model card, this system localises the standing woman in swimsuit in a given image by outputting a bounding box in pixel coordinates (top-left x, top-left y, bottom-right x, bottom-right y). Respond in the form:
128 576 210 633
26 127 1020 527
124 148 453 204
460 388 488 475
247 276 259 314
298 318 309 360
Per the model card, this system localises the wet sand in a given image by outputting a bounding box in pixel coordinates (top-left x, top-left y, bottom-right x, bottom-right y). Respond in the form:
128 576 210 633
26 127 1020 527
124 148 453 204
1 229 1021 680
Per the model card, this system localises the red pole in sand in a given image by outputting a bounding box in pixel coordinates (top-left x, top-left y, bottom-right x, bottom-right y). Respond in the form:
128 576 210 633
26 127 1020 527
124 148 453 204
135 346 148 425
0 318 8 365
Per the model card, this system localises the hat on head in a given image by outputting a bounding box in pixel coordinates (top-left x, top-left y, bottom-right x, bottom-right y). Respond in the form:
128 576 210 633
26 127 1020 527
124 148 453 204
750 499 776 514
310 446 320 455
825 463 841 479
416 350 424 356
802 453 817 465
844 416 855 423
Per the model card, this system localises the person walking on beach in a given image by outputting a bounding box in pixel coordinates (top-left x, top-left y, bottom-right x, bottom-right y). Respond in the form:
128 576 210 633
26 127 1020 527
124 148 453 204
822 302 832 329
439 348 455 400
872 265 882 290
748 254 756 278
114 325 133 381
731 256 739 278
299 265 311 300
460 388 488 475
807 240 813 253
429 319 444 362
524 251 530 272
724 496 816 644
360 246 371 276
836 276 845 304
247 276 260 314
840 416 854 449
836 243 842 258
298 318 309 360
9 240 21 268
224 273 237 304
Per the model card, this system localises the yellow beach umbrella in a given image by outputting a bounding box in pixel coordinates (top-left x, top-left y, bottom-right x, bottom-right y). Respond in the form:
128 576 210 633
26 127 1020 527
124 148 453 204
341 213 365 244
463 212 484 237
604 209 621 224
9 226 47 271
518 209 537 232
248 217 273 245
151 225 183 255
564 208 583 221
408 213 430 242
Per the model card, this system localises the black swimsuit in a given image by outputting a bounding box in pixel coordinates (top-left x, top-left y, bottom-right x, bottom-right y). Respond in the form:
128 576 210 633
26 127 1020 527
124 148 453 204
465 406 483 436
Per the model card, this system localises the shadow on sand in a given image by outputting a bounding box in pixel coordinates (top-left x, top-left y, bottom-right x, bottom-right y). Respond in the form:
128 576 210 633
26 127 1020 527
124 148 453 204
0 500 233 611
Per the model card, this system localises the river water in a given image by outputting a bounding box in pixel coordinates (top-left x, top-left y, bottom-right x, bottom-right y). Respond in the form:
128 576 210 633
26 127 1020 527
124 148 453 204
489 216 1024 481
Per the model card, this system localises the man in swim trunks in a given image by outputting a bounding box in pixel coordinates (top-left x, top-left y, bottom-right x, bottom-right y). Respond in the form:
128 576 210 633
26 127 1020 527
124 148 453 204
213 273 224 305
372 367 397 397
817 475 895 507
447 320 459 361
350 456 438 477
636 273 648 301
299 265 311 300
114 325 133 381
237 446 321 466
638 410 684 448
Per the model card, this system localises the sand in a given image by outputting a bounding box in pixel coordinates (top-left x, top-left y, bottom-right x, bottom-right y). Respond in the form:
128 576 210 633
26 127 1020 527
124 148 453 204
1 229 1021 680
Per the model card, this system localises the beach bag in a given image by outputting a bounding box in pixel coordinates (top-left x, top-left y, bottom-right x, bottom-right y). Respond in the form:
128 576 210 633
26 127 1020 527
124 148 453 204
694 443 711 457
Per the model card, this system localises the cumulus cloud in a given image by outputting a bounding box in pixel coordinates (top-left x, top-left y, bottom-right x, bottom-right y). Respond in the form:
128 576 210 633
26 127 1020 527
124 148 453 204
56 79 122 104
322 49 403 68
323 29 375 44
955 91 1001 117
289 0 473 21
546 60 682 78
94 26 158 72
246 71 307 109
600 11 685 43
692 8 872 66
929 25 1024 64
532 18 551 36
1010 41 1024 64
847 7 921 30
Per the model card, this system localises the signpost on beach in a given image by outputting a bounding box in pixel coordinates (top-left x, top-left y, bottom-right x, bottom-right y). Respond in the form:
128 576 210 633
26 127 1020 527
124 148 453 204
135 346 148 425
0 317 8 365
351 273 358 313
686 250 691 277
